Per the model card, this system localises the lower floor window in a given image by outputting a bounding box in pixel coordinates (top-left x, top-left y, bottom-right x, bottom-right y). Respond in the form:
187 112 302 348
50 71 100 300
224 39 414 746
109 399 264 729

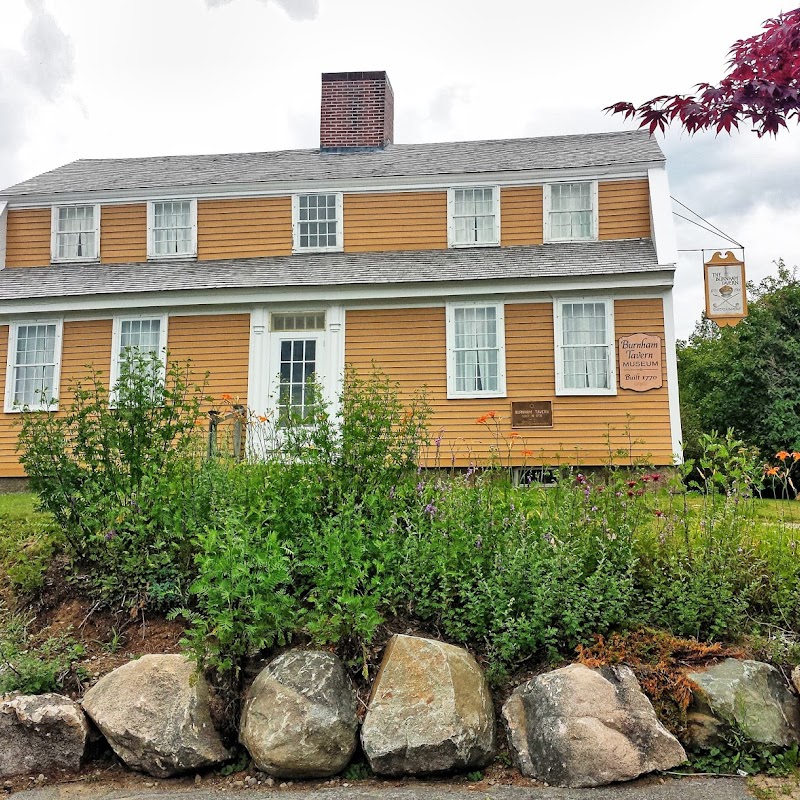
111 316 167 394
556 299 615 394
6 321 62 411
447 303 506 398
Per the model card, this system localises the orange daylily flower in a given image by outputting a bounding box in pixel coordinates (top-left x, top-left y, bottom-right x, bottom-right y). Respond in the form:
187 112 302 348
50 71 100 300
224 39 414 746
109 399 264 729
487 410 497 419
475 414 489 424
793 452 800 461
522 449 534 457
221 393 233 401
776 451 790 461
257 415 268 423
509 432 520 438
765 466 780 476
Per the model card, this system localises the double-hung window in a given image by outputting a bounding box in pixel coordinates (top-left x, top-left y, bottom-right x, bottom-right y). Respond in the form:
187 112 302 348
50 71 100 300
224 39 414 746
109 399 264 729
544 182 597 242
147 200 197 258
52 205 99 262
554 299 616 395
110 316 168 395
448 187 500 247
446 303 506 398
4 321 62 412
292 193 343 252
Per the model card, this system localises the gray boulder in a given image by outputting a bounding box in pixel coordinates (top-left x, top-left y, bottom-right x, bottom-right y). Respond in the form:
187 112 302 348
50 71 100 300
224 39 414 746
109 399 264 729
792 666 800 696
239 650 358 778
502 663 686 788
687 659 800 749
361 634 495 775
0 693 90 778
82 654 230 777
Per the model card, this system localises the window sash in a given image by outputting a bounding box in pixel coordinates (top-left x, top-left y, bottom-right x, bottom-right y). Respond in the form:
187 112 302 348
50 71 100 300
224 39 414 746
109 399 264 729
151 201 194 256
547 182 595 241
450 187 498 246
449 305 504 396
295 194 340 250
9 323 59 409
55 206 97 260
558 301 614 392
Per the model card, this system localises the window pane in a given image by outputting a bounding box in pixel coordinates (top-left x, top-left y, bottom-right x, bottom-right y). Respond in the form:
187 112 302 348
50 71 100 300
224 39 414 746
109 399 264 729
561 302 609 389
452 306 500 393
152 201 193 256
56 206 96 259
278 338 317 423
12 324 57 407
452 188 497 245
548 183 593 240
297 194 339 250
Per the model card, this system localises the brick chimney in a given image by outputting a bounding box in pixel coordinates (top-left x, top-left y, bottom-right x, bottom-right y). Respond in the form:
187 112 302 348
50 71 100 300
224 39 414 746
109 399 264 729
320 71 394 151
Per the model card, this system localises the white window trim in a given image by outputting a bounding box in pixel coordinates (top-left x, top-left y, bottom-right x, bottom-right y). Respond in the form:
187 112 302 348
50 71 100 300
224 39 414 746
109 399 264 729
543 181 599 243
292 193 344 253
51 204 101 263
146 200 198 260
446 186 501 248
4 318 64 412
445 301 506 400
109 314 169 394
553 297 616 396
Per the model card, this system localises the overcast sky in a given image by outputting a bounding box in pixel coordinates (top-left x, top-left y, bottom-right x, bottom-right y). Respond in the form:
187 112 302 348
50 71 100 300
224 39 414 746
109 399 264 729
1 0 797 339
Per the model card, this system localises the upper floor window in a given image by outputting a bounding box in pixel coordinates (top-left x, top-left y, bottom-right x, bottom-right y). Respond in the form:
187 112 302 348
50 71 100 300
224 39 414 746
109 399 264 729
4 320 62 412
448 187 500 247
446 302 506 399
554 298 616 395
292 193 343 252
544 182 597 242
52 205 99 262
148 200 197 259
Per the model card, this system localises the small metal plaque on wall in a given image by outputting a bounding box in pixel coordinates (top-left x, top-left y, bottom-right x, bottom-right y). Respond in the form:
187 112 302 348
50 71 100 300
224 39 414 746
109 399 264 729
511 401 553 429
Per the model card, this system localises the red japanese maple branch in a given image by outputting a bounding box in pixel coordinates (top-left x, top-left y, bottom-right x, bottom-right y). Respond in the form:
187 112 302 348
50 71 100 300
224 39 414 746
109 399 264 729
605 8 800 137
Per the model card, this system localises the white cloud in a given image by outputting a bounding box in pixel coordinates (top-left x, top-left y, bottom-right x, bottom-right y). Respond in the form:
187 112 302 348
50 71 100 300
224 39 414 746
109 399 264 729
0 0 75 186
204 0 319 21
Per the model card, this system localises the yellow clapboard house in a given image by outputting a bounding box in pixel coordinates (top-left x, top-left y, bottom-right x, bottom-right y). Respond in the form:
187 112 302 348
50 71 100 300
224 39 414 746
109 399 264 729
0 71 681 479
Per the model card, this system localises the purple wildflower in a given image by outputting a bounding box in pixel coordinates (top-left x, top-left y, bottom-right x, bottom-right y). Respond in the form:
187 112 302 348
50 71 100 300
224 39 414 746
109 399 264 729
424 502 438 518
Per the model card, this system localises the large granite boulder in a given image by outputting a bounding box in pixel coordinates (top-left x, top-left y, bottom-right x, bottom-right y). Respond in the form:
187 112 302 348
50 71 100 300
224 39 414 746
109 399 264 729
791 666 800 696
239 650 358 777
361 634 495 775
82 654 230 777
687 659 800 750
502 663 686 788
0 693 90 778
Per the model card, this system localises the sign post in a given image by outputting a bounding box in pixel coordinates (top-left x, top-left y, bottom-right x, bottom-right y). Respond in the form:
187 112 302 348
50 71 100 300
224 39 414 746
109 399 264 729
704 251 748 326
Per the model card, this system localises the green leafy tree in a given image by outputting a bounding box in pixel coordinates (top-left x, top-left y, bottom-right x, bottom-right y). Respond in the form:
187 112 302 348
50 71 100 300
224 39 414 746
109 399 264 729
678 260 800 460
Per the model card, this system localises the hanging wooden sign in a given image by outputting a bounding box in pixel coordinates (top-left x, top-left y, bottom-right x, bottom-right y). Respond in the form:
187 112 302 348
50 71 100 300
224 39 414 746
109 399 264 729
618 334 663 392
704 251 748 326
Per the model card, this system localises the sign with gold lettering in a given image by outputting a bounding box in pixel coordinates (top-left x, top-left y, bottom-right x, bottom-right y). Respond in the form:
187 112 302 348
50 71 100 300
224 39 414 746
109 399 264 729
704 251 748 326
618 334 663 392
512 401 553 429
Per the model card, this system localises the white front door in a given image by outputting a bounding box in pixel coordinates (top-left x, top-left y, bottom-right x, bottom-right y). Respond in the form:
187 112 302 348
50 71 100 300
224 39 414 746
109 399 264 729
268 332 325 425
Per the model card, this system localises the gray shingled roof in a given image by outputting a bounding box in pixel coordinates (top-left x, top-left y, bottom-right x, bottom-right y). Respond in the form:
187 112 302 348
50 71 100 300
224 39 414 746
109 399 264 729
0 240 668 304
1 131 664 197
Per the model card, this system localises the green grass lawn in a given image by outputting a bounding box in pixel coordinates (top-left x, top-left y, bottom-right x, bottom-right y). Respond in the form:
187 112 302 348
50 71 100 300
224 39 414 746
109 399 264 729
0 491 40 519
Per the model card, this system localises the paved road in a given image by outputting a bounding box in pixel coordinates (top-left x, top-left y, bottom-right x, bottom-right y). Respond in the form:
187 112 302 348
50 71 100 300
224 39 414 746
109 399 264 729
11 777 753 800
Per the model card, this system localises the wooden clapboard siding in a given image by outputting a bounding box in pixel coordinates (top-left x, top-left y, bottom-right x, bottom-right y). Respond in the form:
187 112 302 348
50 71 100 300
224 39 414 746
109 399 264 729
197 198 292 260
344 298 673 466
0 320 113 478
101 204 147 263
166 314 250 405
343 192 447 252
598 179 651 240
5 208 51 267
501 186 543 246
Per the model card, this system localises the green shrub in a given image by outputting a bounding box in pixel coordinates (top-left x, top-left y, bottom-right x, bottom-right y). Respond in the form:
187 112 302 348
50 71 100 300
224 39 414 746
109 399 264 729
17 353 209 610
